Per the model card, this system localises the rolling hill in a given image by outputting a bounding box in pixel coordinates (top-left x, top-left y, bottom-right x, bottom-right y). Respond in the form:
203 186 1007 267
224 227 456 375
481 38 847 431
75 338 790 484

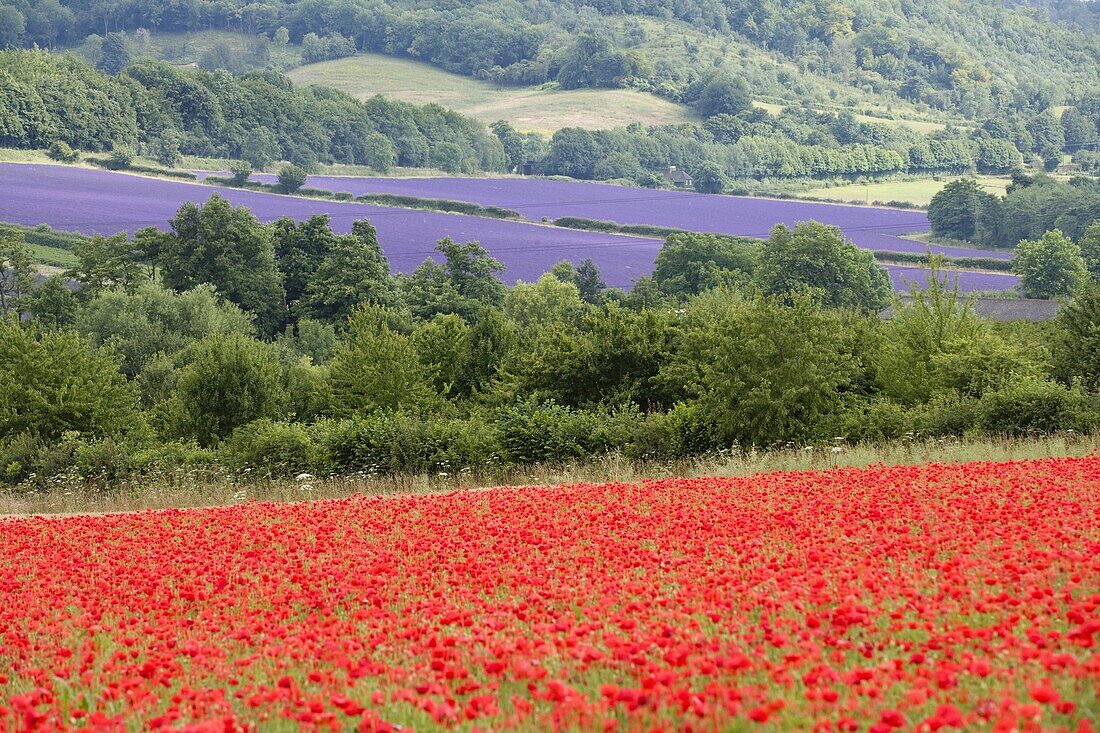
288 54 698 133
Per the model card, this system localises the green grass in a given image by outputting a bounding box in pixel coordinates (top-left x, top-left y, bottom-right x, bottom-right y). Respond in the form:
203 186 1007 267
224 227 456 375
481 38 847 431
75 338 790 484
288 54 699 133
3 432 1096 516
134 30 302 70
27 243 78 268
796 175 1010 207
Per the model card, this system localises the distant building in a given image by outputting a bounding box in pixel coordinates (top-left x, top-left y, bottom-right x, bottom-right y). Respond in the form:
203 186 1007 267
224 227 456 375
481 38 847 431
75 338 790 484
663 165 693 188
519 161 537 176
880 297 1062 323
1057 162 1081 175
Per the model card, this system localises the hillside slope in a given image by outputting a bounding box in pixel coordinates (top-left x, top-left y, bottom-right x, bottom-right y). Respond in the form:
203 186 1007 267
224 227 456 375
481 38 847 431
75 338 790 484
288 54 698 133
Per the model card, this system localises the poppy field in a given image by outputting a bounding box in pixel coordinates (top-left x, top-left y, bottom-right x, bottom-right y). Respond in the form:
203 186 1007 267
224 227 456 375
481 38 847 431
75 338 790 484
2 457 1098 732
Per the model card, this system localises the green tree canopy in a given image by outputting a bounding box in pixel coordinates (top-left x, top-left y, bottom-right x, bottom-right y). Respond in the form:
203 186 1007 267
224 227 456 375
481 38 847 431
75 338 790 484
1012 230 1088 299
754 221 891 313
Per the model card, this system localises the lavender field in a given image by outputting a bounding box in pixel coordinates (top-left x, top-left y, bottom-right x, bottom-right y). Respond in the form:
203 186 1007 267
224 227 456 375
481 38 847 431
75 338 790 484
265 174 1014 262
2 164 1017 292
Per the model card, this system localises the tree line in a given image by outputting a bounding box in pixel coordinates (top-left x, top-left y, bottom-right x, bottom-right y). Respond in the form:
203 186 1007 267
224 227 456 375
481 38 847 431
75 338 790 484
2 0 1098 127
3 198 1100 488
0 50 507 173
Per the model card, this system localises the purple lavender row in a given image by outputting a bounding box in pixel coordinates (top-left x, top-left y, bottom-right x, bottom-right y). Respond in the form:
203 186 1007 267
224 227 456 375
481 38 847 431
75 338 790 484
4 164 1017 293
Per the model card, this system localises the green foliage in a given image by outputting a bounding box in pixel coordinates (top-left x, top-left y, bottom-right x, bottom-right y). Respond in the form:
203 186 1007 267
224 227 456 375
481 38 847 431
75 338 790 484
1079 221 1100 282
755 221 892 313
692 162 726 194
0 317 139 442
928 179 992 242
27 275 77 329
74 283 254 379
688 295 857 447
168 333 287 446
328 305 434 416
494 399 616 464
46 140 78 162
159 195 285 336
691 72 752 119
1052 282 1100 392
403 239 506 321
228 160 253 186
0 231 34 312
65 232 146 295
222 419 321 476
653 233 759 298
105 145 133 170
977 377 1091 436
277 164 308 193
1012 230 1088 299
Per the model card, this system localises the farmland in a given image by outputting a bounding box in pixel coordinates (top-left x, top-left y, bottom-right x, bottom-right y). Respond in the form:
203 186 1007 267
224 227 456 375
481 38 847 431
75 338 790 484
288 54 698 133
245 173 1010 262
2 457 1098 730
1 163 1019 292
796 176 1011 208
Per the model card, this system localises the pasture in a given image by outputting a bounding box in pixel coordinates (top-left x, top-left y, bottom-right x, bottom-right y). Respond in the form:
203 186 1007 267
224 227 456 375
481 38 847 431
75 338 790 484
288 54 698 133
799 176 1011 207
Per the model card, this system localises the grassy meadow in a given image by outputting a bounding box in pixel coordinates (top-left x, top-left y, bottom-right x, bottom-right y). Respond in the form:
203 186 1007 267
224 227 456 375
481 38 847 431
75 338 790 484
288 53 698 132
797 175 1011 207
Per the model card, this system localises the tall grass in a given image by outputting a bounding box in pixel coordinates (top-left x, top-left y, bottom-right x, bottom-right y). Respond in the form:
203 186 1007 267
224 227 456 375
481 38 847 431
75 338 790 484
2 433 1095 517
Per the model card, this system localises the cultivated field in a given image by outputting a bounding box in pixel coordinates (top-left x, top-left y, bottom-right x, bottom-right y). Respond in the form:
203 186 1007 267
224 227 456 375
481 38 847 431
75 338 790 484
288 54 697 133
799 176 1011 208
0 163 1020 291
2 457 1097 730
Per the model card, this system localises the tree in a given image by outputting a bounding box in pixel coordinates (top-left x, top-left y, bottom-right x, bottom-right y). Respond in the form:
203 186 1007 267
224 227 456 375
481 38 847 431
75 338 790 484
300 221 395 324
228 160 253 186
159 196 285 335
0 317 139 442
47 141 79 163
755 222 892 313
0 7 26 50
170 333 287 446
98 32 131 75
652 233 759 298
277 164 308 193
328 305 433 415
27 276 76 329
693 72 752 119
691 295 855 446
0 232 34 313
149 129 181 167
928 178 987 241
1079 220 1100 281
404 239 506 321
241 129 280 170
1012 230 1088 299
1052 282 1100 391
75 283 254 378
66 233 146 296
545 128 599 179
693 162 726 194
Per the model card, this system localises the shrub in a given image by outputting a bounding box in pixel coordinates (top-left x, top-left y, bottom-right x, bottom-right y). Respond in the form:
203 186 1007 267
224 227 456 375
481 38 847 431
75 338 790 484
223 419 323 476
228 160 253 186
277 164 308 193
47 141 79 163
494 400 615 464
105 146 133 170
977 377 1087 436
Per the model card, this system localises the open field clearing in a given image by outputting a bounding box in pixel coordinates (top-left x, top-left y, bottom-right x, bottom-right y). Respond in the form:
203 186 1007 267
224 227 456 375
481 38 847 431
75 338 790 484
2 457 1098 730
288 54 697 133
799 177 1011 208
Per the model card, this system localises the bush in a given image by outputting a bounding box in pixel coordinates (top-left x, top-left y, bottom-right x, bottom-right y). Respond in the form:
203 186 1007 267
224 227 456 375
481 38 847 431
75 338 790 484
977 377 1087 436
228 160 253 186
277 164 308 193
223 419 323 476
494 399 616 464
105 146 133 170
47 141 79 163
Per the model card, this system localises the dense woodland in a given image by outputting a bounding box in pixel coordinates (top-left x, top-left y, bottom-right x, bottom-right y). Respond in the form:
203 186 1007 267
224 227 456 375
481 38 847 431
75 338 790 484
5 47 1098 188
2 0 1098 115
3 198 1100 487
